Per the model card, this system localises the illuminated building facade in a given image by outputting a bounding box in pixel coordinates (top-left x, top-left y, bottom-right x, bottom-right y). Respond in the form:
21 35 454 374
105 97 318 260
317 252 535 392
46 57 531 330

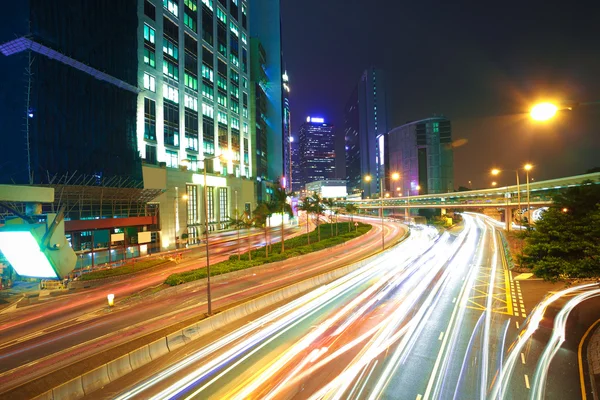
298 117 336 189
387 117 454 196
344 67 389 198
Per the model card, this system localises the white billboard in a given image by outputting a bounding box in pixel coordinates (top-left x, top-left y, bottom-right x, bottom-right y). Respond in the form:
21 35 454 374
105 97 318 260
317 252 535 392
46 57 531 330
322 186 347 198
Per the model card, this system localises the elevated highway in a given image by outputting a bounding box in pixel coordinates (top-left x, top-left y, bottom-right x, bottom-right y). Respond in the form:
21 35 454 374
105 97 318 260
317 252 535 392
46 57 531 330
346 172 599 229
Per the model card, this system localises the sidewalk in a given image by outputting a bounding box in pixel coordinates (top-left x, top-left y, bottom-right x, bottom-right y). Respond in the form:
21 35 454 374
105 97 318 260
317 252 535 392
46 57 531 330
588 324 600 399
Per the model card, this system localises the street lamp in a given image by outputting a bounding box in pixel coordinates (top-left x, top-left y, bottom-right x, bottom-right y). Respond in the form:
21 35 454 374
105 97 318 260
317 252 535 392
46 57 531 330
202 150 231 316
491 167 521 224
530 102 558 121
492 181 497 187
364 172 399 250
524 163 533 224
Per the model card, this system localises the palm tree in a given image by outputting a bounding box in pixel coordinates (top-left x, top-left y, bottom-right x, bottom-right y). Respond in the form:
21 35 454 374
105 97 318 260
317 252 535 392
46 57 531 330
252 202 271 258
323 198 336 237
299 197 313 245
271 187 293 253
345 203 358 231
311 194 325 242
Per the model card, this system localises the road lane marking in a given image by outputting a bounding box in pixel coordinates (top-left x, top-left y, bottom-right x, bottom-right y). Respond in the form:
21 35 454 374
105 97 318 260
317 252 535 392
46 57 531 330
416 395 423 400
524 374 530 389
438 332 444 341
452 297 456 303
514 273 533 280
521 353 526 364
578 318 600 400
516 321 520 329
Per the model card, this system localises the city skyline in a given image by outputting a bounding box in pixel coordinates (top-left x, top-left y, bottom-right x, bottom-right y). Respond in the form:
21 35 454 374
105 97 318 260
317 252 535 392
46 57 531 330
281 1 600 189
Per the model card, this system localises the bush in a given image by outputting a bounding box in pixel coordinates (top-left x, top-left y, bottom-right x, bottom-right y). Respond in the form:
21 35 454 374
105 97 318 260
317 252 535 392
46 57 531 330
80 259 168 281
164 222 372 286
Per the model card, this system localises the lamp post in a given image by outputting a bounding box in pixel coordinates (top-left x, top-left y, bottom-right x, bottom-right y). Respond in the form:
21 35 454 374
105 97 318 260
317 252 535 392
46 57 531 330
492 168 521 224
524 163 533 225
202 151 231 316
365 172 399 250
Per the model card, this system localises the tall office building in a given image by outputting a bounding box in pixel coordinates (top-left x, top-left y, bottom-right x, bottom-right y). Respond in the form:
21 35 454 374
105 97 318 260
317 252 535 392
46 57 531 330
282 70 292 190
0 1 141 185
298 117 335 189
290 135 302 192
344 67 389 199
387 117 454 196
136 0 255 245
249 0 288 200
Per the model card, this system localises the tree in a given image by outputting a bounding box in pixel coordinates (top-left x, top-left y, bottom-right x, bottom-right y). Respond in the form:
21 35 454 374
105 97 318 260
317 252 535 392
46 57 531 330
520 183 600 281
299 197 313 245
252 202 271 258
323 198 337 237
311 194 325 242
228 212 246 260
271 187 293 253
345 203 358 231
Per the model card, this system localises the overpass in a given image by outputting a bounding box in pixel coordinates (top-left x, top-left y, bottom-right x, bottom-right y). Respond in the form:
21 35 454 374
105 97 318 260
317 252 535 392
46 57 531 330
345 172 600 230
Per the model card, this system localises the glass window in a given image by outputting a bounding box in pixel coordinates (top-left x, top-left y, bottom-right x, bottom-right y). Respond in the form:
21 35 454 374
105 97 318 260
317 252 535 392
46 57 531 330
202 103 214 119
202 6 214 45
143 73 156 92
146 144 157 164
163 37 179 60
216 7 227 24
231 117 240 130
203 138 215 155
241 32 247 45
230 22 239 37
230 69 239 84
144 24 155 44
163 83 179 103
242 77 248 89
230 100 239 114
217 74 227 91
163 0 179 17
219 188 228 221
207 187 215 222
166 150 178 168
184 11 197 32
144 0 156 20
218 111 228 125
202 0 214 11
144 48 156 68
217 91 227 107
202 83 214 100
163 59 179 80
185 0 198 11
229 53 239 68
201 64 214 82
184 73 198 91
184 94 198 111
144 98 156 141
230 85 239 99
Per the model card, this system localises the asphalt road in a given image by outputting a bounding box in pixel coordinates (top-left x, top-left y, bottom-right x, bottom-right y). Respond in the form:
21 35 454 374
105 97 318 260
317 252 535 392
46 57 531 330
107 214 528 399
0 215 404 395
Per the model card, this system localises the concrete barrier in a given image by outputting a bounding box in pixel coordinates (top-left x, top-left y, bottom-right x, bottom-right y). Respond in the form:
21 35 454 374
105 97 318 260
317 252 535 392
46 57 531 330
166 330 190 351
81 364 110 395
129 345 152 371
40 224 410 399
52 377 84 400
148 337 170 360
106 354 133 382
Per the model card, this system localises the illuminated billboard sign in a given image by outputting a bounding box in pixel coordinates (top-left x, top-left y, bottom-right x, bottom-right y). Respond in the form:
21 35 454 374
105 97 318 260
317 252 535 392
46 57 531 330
0 229 58 278
306 116 325 124
322 186 347 198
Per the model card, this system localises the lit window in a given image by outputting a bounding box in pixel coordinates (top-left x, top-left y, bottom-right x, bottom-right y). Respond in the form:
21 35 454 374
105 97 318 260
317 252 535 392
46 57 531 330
163 83 179 103
144 48 156 68
184 0 198 11
218 111 228 125
216 7 227 24
230 85 239 99
217 92 227 107
163 59 179 80
217 75 227 91
163 38 179 60
144 24 155 44
201 64 214 82
165 150 178 168
231 117 240 130
202 83 214 100
242 106 248 119
163 0 178 17
184 12 197 32
230 53 239 68
184 94 198 111
202 0 213 11
241 32 247 45
242 77 248 89
202 103 214 118
184 73 198 91
143 73 156 92
230 22 239 37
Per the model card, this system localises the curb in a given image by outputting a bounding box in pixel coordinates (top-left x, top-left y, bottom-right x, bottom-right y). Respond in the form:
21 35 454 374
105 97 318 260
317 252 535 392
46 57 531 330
588 324 600 400
18 224 408 400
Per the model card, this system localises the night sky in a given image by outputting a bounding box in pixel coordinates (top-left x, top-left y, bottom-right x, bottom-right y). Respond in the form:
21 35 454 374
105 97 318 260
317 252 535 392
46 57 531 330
281 1 600 189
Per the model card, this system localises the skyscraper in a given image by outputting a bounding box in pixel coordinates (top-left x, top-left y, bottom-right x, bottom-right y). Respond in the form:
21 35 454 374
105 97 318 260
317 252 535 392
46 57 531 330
387 117 454 196
299 117 335 189
290 135 302 192
249 0 289 199
344 67 389 198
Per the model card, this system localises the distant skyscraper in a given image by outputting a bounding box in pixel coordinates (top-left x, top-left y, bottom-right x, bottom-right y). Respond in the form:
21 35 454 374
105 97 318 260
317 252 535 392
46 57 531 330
299 117 335 188
387 117 454 196
344 67 389 198
290 135 302 192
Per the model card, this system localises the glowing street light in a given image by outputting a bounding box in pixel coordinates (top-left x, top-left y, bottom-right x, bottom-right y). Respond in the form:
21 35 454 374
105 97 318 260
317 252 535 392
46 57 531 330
492 181 498 187
530 102 558 121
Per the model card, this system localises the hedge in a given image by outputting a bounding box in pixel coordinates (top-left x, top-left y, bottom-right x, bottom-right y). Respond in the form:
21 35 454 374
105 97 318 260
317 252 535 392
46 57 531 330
79 259 169 281
164 222 372 286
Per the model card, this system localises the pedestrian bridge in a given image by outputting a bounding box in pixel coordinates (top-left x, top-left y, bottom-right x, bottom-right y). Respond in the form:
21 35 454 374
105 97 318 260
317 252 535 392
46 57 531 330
348 172 598 210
